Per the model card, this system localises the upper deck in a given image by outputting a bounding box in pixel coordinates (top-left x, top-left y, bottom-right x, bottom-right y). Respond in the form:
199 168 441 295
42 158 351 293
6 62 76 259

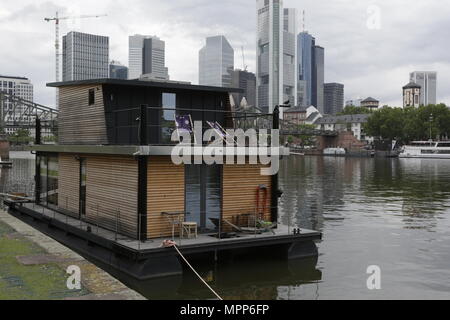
48 79 251 145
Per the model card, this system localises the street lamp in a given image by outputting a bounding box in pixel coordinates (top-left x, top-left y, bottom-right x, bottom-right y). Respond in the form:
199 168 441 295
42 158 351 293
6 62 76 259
429 113 434 144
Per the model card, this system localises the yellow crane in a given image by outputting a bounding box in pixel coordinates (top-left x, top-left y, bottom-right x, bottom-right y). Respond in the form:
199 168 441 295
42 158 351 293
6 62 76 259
44 12 107 108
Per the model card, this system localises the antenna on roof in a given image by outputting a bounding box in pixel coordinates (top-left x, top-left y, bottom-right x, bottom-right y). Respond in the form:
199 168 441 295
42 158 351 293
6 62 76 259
302 10 306 32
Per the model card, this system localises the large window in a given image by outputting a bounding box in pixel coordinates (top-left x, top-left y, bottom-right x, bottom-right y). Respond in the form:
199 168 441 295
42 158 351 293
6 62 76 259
185 164 222 232
161 93 176 144
38 154 59 207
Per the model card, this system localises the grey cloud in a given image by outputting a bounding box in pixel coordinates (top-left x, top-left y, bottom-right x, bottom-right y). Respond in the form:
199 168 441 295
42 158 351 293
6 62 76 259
0 0 448 108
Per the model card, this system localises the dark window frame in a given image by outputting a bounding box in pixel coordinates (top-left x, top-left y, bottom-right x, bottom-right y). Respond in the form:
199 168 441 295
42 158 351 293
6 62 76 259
88 89 95 106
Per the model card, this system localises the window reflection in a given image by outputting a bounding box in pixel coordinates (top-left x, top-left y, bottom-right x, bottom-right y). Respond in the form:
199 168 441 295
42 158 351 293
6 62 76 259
161 93 176 144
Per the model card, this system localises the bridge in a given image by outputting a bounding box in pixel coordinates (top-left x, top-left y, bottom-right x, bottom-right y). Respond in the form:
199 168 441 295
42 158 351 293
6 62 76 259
231 111 337 137
279 119 338 137
0 91 58 138
1 92 335 141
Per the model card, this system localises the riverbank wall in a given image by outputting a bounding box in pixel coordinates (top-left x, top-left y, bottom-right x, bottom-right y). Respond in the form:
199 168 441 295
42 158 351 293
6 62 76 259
0 209 145 300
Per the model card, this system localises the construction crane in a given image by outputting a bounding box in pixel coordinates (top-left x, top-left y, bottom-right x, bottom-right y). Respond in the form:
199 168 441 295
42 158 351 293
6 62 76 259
241 46 248 71
44 12 107 108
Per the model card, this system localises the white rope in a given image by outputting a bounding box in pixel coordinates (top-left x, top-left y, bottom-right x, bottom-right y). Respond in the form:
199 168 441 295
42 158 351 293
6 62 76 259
173 244 223 301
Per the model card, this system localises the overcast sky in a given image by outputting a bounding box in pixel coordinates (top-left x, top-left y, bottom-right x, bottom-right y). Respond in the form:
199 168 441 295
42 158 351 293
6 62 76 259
0 0 449 108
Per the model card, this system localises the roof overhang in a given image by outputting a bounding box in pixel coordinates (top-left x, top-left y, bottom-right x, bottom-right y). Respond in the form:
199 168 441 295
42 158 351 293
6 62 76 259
26 145 290 157
46 78 244 93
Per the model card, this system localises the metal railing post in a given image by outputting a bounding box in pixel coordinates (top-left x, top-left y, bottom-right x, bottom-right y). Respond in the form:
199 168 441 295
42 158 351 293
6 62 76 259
96 204 99 235
115 209 118 242
138 213 141 251
254 207 257 238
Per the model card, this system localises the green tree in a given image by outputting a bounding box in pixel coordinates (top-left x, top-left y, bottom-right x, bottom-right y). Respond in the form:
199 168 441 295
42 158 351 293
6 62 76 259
297 124 316 146
365 107 404 141
365 104 450 142
8 129 32 145
339 105 372 115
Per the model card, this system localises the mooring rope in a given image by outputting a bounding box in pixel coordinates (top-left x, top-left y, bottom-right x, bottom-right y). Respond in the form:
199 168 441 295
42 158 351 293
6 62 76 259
172 244 223 301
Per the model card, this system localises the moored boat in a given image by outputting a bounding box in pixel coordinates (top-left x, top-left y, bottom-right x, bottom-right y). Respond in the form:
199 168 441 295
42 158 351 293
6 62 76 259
399 141 450 159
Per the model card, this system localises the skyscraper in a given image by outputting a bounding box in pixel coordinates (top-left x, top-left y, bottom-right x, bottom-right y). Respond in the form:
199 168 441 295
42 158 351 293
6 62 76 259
297 32 324 113
297 32 315 108
228 69 257 107
256 0 297 115
283 8 298 107
128 35 169 80
409 71 437 106
312 46 324 113
324 83 344 115
62 31 109 81
109 61 129 80
199 35 234 87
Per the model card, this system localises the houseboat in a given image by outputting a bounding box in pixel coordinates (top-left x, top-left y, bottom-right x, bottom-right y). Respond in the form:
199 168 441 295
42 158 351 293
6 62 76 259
4 78 321 280
399 141 450 159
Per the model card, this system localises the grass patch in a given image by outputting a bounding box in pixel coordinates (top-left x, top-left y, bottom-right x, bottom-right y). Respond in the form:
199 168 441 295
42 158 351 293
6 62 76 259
0 221 90 300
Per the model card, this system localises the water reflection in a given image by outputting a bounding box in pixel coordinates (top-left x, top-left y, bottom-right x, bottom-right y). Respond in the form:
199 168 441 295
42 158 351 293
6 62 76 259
112 256 321 300
0 152 35 197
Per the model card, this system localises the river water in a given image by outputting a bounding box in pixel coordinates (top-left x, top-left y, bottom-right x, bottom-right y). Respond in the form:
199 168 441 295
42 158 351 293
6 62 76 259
1 153 449 300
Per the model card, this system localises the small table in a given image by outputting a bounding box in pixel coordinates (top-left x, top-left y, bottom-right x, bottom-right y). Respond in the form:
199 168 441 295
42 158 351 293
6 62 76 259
181 222 198 239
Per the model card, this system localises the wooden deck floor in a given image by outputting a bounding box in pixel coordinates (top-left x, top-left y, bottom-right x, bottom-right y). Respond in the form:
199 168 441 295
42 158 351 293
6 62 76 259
19 202 320 252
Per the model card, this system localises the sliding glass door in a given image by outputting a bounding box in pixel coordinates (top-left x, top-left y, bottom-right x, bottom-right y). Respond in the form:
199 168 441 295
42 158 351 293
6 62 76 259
185 164 221 232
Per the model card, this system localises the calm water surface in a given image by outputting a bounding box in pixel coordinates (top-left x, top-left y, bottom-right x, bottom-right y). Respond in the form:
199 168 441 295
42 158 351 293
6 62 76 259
2 153 449 300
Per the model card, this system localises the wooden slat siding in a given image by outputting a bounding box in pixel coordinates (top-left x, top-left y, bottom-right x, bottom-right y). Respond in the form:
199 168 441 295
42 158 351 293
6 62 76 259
57 154 80 218
147 157 185 239
222 164 272 227
84 156 138 238
58 85 108 145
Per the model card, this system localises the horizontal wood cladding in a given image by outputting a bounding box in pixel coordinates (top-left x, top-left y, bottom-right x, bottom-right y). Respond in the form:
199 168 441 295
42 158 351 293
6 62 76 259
57 154 80 217
84 156 138 238
222 164 272 225
147 156 185 239
58 85 108 145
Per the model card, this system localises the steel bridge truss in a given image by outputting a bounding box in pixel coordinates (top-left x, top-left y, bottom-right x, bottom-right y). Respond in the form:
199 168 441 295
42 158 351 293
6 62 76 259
0 91 58 137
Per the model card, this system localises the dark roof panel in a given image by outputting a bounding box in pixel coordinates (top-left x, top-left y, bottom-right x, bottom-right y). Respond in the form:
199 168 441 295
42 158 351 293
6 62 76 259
362 97 379 103
47 78 243 93
403 81 421 89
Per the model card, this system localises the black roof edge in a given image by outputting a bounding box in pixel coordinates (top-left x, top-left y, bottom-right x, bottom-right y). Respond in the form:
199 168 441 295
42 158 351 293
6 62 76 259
46 78 244 93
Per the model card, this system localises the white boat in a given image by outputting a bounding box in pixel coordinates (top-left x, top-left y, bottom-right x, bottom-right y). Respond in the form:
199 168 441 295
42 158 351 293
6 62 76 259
323 147 346 156
399 141 450 159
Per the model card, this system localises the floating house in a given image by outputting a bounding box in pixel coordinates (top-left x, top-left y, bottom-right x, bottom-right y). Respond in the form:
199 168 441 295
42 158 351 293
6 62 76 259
6 78 321 279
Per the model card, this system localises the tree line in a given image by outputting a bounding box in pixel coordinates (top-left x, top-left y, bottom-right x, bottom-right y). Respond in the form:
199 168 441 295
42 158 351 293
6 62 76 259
356 104 450 142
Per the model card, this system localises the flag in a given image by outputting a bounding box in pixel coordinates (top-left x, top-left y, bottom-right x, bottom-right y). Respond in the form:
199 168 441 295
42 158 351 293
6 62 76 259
175 115 193 134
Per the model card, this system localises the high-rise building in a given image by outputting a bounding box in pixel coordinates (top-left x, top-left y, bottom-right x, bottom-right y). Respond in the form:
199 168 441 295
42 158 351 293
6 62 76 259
403 82 421 108
283 8 298 108
256 0 297 115
109 61 129 80
324 83 344 115
128 35 169 80
62 31 109 81
0 75 33 135
297 32 324 112
312 46 324 114
199 36 234 87
297 32 314 108
228 69 257 107
409 71 437 106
